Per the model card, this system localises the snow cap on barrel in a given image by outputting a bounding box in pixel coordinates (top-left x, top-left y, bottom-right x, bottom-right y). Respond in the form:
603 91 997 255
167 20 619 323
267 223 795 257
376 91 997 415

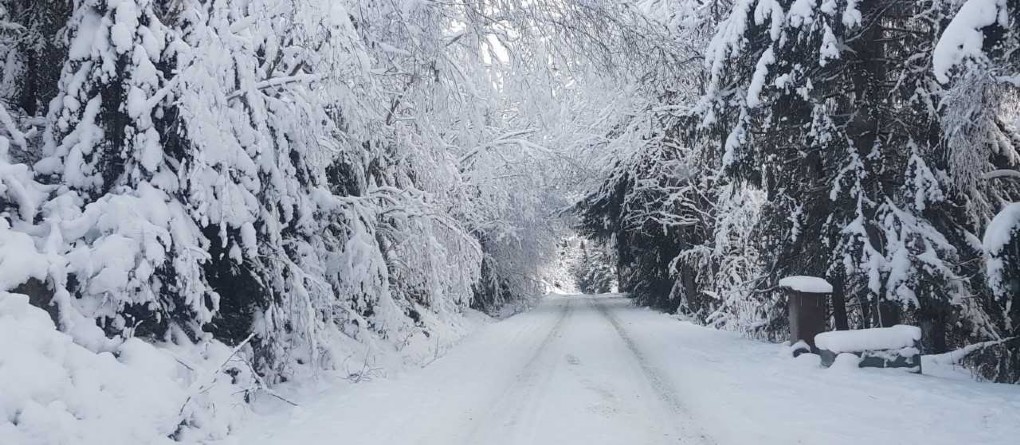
778 276 833 294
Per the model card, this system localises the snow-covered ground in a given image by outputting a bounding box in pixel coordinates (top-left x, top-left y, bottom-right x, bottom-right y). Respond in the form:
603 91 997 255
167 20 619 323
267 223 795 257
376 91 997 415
0 291 492 444
220 294 1020 445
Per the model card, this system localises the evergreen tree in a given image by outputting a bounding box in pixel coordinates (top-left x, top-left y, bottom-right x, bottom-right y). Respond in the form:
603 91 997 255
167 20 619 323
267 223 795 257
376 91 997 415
699 0 1018 348
0 0 71 117
35 0 217 344
572 240 617 294
936 0 1020 380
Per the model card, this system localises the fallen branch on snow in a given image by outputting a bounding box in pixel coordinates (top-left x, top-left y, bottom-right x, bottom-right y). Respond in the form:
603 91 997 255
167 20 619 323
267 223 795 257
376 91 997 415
926 337 1018 365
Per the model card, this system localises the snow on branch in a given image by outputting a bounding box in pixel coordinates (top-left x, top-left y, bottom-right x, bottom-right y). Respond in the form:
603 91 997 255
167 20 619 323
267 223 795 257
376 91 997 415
0 104 29 149
984 203 1020 296
933 0 1009 83
982 169 1020 180
225 73 324 102
927 337 1018 365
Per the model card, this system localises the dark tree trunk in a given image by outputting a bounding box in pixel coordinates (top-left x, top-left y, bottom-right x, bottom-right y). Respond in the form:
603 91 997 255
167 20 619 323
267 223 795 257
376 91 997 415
830 272 850 331
859 291 871 329
921 309 949 353
876 300 901 328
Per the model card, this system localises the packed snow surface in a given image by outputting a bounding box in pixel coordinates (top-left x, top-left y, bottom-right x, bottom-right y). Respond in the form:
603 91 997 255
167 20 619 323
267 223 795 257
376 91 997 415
0 290 489 444
0 292 212 445
778 275 833 293
815 325 922 353
222 294 1020 445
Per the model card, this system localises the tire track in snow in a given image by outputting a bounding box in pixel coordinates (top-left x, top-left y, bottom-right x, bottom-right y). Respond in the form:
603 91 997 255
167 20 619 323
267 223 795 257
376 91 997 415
588 295 716 445
462 296 574 444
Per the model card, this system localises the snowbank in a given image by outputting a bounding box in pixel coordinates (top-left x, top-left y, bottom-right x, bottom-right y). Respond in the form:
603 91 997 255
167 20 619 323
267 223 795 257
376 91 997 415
815 325 921 353
778 276 833 294
0 282 493 445
0 221 48 290
610 299 1020 445
0 292 249 444
830 353 863 371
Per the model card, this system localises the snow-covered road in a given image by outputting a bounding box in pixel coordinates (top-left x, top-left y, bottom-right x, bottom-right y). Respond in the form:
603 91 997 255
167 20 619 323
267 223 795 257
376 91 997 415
224 294 1020 445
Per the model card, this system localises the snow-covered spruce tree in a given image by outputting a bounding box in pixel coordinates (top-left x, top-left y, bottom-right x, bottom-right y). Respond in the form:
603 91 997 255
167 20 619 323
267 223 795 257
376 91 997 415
34 0 220 348
935 0 1020 381
691 181 769 333
700 0 1008 349
0 2 53 224
36 0 387 380
0 0 72 119
0 2 67 267
576 139 676 309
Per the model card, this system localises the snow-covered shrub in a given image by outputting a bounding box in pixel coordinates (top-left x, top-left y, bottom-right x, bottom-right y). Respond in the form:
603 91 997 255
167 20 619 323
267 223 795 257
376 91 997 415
0 291 254 444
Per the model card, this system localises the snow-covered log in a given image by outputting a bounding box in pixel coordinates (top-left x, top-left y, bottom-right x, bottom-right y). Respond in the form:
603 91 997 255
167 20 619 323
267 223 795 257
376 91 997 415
816 326 923 373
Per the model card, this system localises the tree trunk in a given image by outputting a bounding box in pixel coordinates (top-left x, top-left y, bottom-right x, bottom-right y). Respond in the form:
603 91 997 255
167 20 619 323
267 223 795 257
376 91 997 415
876 299 901 327
830 272 850 331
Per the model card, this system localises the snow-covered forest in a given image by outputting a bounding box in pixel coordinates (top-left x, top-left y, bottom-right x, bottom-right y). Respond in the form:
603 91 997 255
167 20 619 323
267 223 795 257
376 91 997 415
1 0 1019 443
578 0 1020 382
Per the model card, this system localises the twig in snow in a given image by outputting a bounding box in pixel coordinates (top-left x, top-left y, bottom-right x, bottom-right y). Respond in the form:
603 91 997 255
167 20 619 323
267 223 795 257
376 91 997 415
239 357 299 407
178 332 257 416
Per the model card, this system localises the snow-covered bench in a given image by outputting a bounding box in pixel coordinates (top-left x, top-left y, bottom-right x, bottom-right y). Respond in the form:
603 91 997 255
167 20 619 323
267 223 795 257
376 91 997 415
815 325 922 373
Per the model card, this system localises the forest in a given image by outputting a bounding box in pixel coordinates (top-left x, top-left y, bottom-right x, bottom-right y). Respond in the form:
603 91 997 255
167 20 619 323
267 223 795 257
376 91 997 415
0 0 1019 443
575 0 1020 384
